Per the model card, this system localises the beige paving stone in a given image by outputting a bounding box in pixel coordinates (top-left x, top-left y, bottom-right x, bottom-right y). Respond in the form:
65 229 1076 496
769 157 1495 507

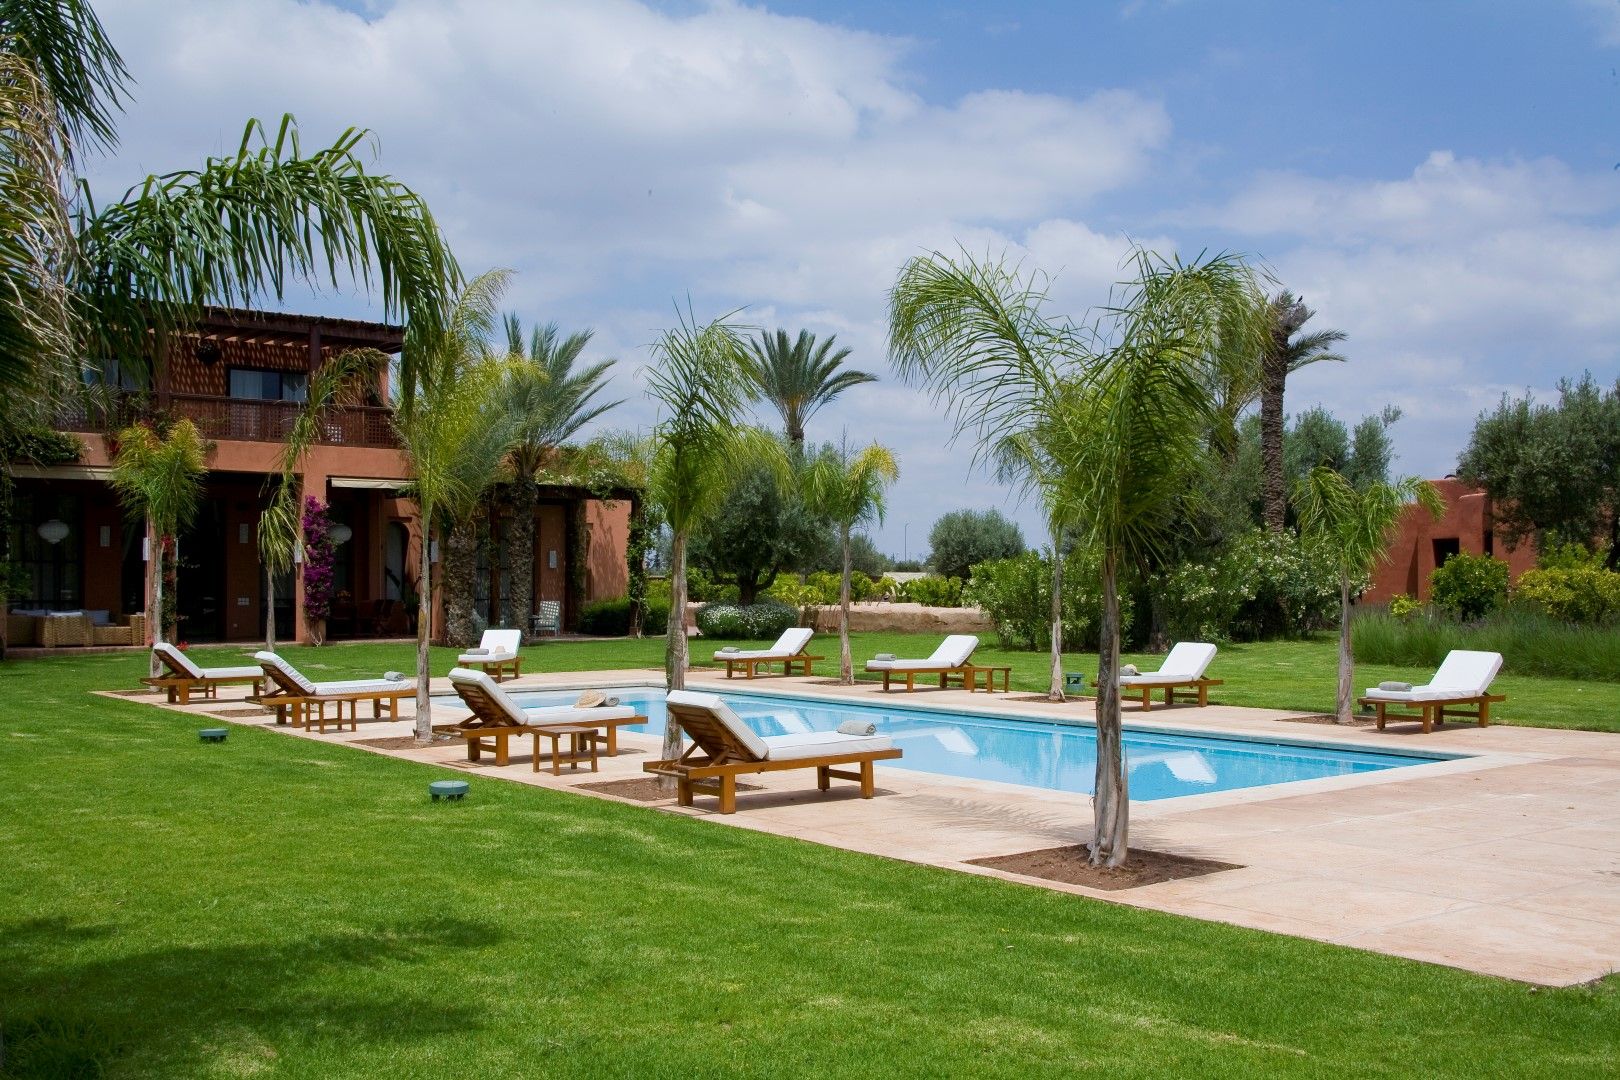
1186 875 1475 926
1504 880 1620 924
1331 907 1620 986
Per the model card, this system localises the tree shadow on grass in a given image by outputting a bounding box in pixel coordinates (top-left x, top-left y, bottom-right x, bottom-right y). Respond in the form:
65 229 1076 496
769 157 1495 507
0 915 505 1077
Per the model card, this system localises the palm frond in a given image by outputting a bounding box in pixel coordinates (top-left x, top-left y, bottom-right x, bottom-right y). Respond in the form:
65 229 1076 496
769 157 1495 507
0 0 129 156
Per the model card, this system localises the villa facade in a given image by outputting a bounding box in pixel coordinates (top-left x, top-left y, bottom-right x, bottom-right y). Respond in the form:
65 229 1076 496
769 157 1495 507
6 307 632 648
1363 476 1536 604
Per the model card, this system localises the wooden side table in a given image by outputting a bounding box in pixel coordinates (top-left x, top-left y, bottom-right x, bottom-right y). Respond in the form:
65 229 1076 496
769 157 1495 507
531 726 600 775
964 665 1012 693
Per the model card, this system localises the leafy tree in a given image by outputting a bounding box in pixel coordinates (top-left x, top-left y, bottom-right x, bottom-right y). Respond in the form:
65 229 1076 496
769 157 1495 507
392 271 519 741
689 455 827 603
1457 373 1620 568
1256 294 1346 530
109 419 209 671
891 246 1267 867
925 509 1025 582
1295 468 1442 723
803 440 899 683
843 533 891 577
498 318 621 636
743 329 877 450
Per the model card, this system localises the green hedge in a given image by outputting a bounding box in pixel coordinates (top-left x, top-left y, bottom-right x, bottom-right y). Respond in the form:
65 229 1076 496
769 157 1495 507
578 597 669 637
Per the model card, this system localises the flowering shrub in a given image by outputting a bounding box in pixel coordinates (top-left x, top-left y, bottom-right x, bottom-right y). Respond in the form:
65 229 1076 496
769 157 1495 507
694 601 798 640
1428 552 1508 621
1155 530 1342 643
965 548 1133 651
1388 593 1423 620
1513 566 1620 625
301 497 338 623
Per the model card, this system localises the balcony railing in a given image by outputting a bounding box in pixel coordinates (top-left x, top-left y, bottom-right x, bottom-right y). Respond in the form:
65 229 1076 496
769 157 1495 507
61 393 398 449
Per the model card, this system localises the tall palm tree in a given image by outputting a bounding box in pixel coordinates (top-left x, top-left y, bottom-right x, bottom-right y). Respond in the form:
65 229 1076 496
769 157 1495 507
257 350 381 651
744 329 877 450
108 418 209 672
498 317 621 637
803 441 899 684
0 2 457 441
890 247 1266 867
393 270 518 741
1258 293 1346 531
642 309 754 771
1295 467 1443 723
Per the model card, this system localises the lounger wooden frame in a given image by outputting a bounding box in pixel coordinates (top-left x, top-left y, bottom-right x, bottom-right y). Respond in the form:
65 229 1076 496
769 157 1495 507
1356 693 1506 734
448 676 644 768
141 669 265 705
875 664 973 693
720 653 822 679
1123 677 1223 711
644 699 901 814
462 654 522 682
248 664 411 733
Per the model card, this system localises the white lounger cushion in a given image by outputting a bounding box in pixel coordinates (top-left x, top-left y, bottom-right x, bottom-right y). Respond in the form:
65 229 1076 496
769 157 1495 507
449 666 527 723
449 667 630 726
1119 642 1218 685
716 626 814 661
155 641 258 680
761 730 894 761
459 628 521 663
205 665 264 679
256 652 410 697
865 634 978 671
665 690 769 759
1363 649 1503 702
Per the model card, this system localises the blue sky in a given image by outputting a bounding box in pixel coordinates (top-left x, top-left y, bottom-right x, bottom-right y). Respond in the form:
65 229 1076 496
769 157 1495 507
87 0 1620 558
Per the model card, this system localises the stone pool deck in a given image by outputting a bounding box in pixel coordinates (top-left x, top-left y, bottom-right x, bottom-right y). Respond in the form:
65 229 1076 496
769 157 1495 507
117 669 1620 987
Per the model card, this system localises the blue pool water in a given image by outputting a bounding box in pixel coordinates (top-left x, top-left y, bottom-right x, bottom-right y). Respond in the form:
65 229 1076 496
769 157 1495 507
442 687 1443 801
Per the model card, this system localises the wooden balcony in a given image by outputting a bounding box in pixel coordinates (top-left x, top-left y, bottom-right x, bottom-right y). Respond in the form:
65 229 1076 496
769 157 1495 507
62 393 398 449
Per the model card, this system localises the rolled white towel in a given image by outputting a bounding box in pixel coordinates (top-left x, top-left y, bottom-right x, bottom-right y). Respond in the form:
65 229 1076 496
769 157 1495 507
717 646 740 654
1378 680 1414 692
837 719 877 736
465 647 489 656
384 670 408 682
873 653 896 662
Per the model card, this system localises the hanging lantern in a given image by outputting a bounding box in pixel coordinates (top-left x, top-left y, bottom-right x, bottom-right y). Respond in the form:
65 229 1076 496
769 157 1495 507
36 519 69 545
330 524 353 546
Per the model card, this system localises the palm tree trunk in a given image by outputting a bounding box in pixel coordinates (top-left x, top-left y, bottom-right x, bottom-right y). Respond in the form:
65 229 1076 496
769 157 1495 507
839 525 853 685
1090 548 1129 868
264 564 275 652
148 518 162 677
443 517 480 648
1260 349 1288 532
414 520 434 744
1336 576 1353 724
1048 534 1065 702
659 530 689 792
507 479 537 640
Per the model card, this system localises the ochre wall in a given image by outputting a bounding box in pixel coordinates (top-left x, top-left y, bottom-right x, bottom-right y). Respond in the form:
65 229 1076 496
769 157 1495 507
1364 478 1538 604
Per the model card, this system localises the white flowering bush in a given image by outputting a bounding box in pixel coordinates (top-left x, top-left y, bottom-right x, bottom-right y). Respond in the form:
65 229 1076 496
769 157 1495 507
1156 530 1344 643
694 601 798 640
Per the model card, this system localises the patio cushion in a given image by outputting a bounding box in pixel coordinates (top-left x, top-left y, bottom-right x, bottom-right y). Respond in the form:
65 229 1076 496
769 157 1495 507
716 626 814 661
761 730 893 761
201 665 264 679
479 629 522 655
521 704 637 726
254 652 318 695
1120 642 1217 685
155 642 203 679
1364 649 1502 702
865 634 977 671
665 690 769 760
310 678 413 696
448 666 528 723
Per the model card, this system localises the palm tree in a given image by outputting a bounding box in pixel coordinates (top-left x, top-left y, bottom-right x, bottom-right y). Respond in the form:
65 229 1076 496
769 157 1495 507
393 270 519 741
108 418 209 672
0 2 457 442
642 309 754 769
1295 468 1443 723
744 329 877 450
1257 293 1346 531
803 441 899 684
498 317 621 637
890 247 1266 867
257 350 381 651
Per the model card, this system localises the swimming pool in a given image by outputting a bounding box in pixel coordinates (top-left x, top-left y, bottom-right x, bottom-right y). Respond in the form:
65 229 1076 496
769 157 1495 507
439 686 1447 801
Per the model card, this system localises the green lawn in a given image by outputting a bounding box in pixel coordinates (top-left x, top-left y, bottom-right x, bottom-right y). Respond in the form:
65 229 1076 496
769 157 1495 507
171 630 1620 733
1 648 1616 1076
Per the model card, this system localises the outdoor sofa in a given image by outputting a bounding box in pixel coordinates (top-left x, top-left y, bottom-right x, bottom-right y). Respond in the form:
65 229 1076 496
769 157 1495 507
645 689 901 814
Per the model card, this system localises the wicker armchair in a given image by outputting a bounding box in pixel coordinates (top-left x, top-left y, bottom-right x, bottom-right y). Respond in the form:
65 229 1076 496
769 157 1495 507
91 613 147 646
40 613 91 648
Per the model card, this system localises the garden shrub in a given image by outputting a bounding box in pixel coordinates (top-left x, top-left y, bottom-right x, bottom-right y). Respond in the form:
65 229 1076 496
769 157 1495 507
1155 529 1341 643
694 600 798 640
1388 593 1422 620
965 548 1133 651
683 567 739 604
901 575 964 607
1428 552 1509 621
579 596 669 636
1352 606 1620 682
1514 566 1620 625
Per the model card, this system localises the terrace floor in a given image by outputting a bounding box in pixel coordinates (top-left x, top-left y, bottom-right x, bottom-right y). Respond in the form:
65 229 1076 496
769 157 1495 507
118 670 1620 987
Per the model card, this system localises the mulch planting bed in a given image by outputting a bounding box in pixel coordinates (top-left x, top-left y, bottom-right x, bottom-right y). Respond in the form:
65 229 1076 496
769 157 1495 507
576 777 763 802
969 844 1241 891
355 734 458 750
1280 713 1378 727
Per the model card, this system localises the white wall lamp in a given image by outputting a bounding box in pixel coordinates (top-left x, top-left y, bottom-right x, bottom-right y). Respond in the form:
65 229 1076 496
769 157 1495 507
36 519 69 545
330 523 353 546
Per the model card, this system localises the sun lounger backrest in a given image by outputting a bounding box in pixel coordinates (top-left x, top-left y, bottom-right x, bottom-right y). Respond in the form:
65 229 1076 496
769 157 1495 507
153 641 202 679
665 690 768 761
448 666 528 726
254 651 317 695
772 627 814 655
1429 650 1503 694
928 635 978 667
479 628 522 656
1160 642 1218 680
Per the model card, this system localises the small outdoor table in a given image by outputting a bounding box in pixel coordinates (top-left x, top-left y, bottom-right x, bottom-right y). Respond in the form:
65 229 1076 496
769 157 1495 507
532 725 600 775
963 665 1012 693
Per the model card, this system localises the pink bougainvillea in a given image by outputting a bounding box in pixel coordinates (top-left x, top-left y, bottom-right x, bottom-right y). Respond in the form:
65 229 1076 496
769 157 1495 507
301 496 338 622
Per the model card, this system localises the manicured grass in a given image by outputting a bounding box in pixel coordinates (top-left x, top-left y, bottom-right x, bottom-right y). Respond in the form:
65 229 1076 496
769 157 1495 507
174 629 1620 733
1 649 1617 1076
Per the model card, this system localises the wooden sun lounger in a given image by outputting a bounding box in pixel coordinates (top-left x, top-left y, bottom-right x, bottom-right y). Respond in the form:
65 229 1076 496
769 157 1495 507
719 652 823 679
1123 677 1223 711
461 653 522 682
645 695 901 814
875 665 972 693
447 670 644 771
141 645 266 705
1356 693 1507 734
